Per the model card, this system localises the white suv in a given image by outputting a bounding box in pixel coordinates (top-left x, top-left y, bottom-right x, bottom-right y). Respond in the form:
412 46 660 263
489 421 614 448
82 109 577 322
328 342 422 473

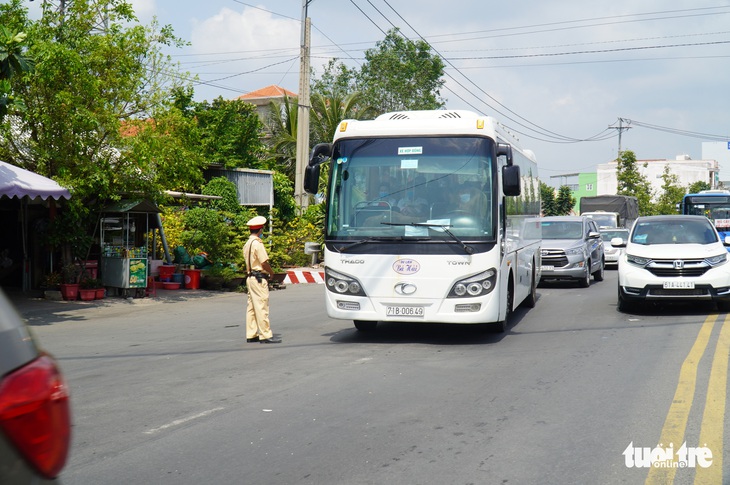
615 215 730 312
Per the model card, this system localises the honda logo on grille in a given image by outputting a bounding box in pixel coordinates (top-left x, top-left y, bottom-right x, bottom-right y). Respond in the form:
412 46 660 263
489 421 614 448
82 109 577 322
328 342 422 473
673 260 685 269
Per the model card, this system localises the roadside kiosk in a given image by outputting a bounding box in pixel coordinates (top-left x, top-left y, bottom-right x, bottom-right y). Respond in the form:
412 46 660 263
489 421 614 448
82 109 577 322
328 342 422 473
99 199 164 297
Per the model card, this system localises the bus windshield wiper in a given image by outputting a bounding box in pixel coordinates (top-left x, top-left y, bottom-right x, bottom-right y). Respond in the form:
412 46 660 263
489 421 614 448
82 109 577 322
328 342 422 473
382 222 474 254
337 236 398 253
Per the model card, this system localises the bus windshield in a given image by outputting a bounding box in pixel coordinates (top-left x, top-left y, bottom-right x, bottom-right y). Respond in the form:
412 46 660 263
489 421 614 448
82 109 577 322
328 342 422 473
684 195 730 229
326 136 495 240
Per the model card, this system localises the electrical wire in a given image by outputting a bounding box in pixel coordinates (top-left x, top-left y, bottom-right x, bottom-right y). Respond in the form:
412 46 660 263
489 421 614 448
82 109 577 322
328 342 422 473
377 0 586 142
622 119 729 141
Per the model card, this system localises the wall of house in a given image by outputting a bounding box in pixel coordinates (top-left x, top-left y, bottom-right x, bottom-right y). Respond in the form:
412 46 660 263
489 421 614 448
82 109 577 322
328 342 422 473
596 157 718 200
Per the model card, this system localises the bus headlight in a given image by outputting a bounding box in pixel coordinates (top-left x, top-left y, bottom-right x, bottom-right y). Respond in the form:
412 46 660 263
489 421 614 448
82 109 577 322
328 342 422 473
447 269 497 298
325 267 366 297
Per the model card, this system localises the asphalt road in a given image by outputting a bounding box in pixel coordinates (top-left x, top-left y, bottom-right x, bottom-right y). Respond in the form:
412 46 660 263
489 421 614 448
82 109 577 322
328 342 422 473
20 270 730 485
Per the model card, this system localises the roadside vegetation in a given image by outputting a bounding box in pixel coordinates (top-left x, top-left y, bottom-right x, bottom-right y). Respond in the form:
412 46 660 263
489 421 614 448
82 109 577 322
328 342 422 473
1 0 701 273
0 1 445 272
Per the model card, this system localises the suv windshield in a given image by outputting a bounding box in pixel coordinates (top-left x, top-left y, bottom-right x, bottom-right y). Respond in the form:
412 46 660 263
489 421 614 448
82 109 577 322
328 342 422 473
601 230 629 242
631 220 717 245
541 221 583 239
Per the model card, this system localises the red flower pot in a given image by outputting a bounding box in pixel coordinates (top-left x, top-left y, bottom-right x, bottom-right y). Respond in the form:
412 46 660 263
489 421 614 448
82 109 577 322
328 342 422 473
60 283 80 301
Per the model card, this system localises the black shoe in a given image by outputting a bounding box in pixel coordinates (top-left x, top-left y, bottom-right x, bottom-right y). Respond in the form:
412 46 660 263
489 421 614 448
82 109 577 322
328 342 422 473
246 336 260 342
260 337 282 344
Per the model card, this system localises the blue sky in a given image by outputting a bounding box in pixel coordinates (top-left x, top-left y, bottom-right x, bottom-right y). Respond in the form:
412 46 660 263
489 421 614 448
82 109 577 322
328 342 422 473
28 1 730 178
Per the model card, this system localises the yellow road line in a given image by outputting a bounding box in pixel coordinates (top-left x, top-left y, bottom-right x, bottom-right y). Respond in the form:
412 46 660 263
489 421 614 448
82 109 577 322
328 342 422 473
694 315 730 484
646 314 717 485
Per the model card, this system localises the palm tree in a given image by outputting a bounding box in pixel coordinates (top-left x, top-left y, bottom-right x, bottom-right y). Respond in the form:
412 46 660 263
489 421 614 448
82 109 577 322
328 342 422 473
310 91 376 145
264 95 298 181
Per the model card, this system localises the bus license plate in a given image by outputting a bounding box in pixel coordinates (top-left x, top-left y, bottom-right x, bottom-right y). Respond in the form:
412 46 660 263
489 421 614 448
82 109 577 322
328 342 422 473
386 306 424 317
663 281 695 289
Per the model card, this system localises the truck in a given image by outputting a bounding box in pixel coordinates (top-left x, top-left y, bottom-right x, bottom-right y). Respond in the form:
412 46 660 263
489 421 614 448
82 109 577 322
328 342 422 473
579 195 639 229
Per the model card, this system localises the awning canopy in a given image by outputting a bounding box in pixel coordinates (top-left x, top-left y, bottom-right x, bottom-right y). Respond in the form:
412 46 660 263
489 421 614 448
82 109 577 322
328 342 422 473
0 161 71 200
103 199 161 213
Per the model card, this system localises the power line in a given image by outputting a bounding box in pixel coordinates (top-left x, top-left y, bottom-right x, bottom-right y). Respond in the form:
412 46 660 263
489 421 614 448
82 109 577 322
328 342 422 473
421 6 730 44
446 40 730 61
623 118 729 141
378 0 585 142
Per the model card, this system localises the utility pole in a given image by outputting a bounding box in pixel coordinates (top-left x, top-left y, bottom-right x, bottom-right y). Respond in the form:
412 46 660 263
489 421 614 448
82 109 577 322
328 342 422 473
295 1 312 212
608 118 632 160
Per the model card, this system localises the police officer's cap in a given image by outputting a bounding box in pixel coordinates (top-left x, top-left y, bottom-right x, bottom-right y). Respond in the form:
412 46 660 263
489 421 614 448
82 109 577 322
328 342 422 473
247 215 267 230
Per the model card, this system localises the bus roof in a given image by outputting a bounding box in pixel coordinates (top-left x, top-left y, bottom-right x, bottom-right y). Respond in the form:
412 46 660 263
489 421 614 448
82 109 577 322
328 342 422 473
333 109 534 161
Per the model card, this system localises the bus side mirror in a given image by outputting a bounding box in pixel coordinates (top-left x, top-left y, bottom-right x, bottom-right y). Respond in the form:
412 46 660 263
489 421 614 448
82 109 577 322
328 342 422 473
309 143 332 167
497 143 513 166
503 165 521 196
304 143 332 195
304 165 320 194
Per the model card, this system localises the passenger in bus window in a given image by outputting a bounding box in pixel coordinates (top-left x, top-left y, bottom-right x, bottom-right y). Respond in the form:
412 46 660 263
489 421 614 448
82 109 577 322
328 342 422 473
398 176 429 216
376 183 399 208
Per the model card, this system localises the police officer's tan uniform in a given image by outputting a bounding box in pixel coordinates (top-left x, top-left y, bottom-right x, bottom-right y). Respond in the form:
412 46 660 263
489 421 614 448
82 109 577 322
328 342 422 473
243 216 280 344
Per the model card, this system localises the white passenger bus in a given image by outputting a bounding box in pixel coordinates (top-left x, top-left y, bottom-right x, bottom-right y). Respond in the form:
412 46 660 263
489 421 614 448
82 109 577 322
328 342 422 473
304 110 541 332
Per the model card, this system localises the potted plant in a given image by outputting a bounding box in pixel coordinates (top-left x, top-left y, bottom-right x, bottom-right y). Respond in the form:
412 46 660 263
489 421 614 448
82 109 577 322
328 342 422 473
60 263 81 301
42 271 63 300
42 271 62 289
201 266 225 290
79 277 99 301
80 277 105 299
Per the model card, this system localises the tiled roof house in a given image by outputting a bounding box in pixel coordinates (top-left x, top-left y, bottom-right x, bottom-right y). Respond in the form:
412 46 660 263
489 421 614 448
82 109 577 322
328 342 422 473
237 85 297 121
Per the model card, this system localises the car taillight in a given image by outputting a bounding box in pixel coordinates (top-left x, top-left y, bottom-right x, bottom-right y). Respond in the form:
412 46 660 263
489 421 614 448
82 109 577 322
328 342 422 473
0 353 71 478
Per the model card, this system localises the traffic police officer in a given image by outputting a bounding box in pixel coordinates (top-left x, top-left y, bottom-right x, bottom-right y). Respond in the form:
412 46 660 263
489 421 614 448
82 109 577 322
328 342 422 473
243 216 281 344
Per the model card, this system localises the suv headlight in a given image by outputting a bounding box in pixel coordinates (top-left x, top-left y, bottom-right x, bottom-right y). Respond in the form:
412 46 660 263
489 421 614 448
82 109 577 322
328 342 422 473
706 253 728 266
325 268 366 296
564 246 584 256
448 269 497 298
626 254 651 267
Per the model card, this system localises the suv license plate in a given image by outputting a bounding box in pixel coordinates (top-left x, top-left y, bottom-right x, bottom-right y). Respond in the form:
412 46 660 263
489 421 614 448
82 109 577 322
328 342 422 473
541 265 554 271
663 281 695 289
386 306 424 317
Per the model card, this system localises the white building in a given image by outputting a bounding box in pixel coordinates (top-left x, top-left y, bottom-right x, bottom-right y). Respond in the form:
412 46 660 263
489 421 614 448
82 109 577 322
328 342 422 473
702 141 730 182
596 156 719 200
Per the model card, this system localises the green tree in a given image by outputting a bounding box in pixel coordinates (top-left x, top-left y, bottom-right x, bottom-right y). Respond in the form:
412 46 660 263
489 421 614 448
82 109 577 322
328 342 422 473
310 91 376 146
0 25 33 119
0 0 193 263
193 96 265 169
202 176 242 214
655 166 684 215
688 180 711 194
311 58 358 99
311 29 445 116
357 29 445 114
540 182 557 216
555 186 576 215
263 95 298 182
616 150 655 215
0 0 190 200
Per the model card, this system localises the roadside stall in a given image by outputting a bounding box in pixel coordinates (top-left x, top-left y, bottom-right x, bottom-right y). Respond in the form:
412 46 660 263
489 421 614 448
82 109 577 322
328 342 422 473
100 199 162 297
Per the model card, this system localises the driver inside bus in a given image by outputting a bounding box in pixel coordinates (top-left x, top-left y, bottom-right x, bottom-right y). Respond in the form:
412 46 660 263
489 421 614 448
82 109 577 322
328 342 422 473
456 183 489 220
